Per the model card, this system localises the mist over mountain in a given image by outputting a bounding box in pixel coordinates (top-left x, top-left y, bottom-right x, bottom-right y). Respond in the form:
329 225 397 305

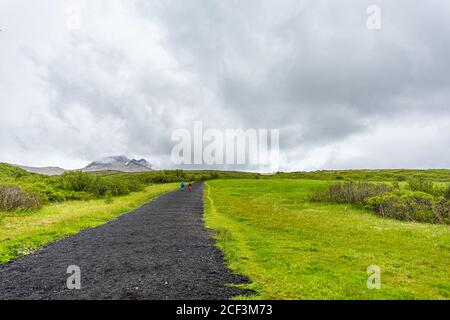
82 155 153 172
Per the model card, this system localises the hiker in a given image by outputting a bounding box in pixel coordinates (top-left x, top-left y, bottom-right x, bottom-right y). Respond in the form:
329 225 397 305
180 181 185 191
188 182 193 192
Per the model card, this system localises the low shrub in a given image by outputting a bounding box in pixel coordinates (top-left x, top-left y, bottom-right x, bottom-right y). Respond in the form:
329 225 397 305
443 185 450 200
407 177 435 194
58 171 94 192
56 172 143 199
434 198 450 224
367 191 449 224
392 181 400 189
310 181 449 224
0 185 42 211
309 181 392 206
104 191 114 204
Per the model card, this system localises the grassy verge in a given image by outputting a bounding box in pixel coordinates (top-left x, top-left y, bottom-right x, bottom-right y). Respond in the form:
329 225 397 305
204 179 450 299
0 183 177 263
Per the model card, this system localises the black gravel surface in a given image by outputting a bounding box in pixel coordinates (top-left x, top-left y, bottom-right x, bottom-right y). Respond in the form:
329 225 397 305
0 183 250 300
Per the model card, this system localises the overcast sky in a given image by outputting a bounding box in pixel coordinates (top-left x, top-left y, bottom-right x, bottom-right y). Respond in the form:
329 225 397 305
1 0 450 171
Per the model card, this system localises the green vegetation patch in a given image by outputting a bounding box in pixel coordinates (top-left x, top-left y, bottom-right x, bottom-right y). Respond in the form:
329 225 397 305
310 179 450 224
0 163 261 210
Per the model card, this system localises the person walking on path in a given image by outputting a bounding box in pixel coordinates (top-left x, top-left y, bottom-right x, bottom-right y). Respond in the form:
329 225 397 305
188 182 193 192
180 181 185 191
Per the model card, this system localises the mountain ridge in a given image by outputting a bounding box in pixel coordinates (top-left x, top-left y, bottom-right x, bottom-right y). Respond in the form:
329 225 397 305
82 155 153 173
9 155 154 175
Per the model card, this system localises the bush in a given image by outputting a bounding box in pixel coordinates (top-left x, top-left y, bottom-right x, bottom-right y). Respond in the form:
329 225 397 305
407 177 434 194
366 191 449 224
58 171 94 192
309 182 392 206
104 191 114 204
55 172 143 199
0 185 42 211
310 181 449 224
444 185 450 200
89 178 110 197
434 198 450 224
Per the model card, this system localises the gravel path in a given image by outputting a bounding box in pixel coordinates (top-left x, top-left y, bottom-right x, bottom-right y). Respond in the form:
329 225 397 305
0 183 249 300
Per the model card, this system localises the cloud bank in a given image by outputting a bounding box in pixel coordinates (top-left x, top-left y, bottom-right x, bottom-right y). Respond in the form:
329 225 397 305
1 0 449 171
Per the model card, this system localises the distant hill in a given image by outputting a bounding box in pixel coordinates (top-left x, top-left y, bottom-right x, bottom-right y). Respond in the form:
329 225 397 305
0 163 34 179
82 155 153 173
14 165 66 176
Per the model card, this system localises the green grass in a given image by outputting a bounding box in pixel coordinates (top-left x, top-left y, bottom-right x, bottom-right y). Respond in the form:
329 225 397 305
0 183 177 263
204 179 450 299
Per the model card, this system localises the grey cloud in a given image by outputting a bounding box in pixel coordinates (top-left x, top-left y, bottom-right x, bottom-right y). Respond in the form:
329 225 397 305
1 0 450 170
133 0 450 153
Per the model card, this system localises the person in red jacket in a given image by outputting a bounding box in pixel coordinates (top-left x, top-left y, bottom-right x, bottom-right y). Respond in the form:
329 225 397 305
188 182 193 192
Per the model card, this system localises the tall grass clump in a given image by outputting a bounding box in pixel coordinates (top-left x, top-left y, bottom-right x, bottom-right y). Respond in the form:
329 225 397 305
0 185 42 211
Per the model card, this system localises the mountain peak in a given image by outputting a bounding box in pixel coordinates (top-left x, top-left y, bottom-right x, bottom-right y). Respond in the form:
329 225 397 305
83 155 153 172
94 155 130 164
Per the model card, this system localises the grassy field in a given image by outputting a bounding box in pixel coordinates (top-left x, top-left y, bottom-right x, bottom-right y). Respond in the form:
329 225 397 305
204 179 450 299
0 183 177 263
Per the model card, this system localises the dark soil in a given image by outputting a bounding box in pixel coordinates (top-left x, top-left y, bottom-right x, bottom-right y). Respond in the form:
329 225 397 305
0 183 250 300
